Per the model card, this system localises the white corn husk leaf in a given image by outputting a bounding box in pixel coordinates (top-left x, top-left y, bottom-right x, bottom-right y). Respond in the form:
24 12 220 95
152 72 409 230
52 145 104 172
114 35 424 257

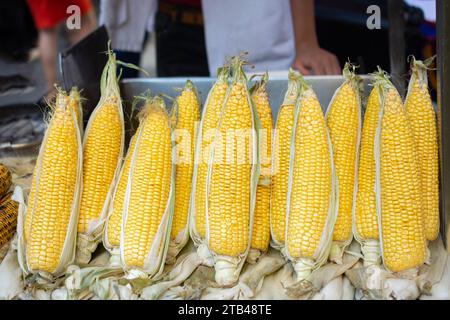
283 83 339 285
205 62 261 287
76 50 125 264
342 275 355 300
325 64 363 264
119 98 176 286
201 249 286 300
283 249 359 299
15 95 83 281
269 70 302 251
0 237 23 300
311 276 343 300
140 241 202 300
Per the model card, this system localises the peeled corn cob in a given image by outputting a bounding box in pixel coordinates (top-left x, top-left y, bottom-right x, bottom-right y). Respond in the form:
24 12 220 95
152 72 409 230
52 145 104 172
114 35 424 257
270 70 302 249
206 57 260 285
168 81 200 261
375 73 426 272
285 80 337 281
17 90 82 277
0 164 12 199
248 73 272 262
190 67 229 244
354 83 382 266
404 57 439 241
326 63 362 263
77 49 124 263
0 193 18 247
121 97 174 276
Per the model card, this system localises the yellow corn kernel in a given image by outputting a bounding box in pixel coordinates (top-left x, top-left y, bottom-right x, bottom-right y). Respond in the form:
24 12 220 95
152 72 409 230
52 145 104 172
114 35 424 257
26 96 80 273
250 77 272 252
355 87 380 240
380 86 426 272
287 88 332 259
0 164 12 199
105 133 138 248
327 79 360 242
78 100 122 233
208 81 253 257
0 193 18 247
404 59 439 241
271 105 294 246
271 71 301 247
194 74 228 239
123 100 172 268
172 81 200 241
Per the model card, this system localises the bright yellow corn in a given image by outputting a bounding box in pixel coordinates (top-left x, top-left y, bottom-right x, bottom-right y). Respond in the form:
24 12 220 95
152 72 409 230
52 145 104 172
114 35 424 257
24 166 37 242
172 81 200 241
0 164 12 199
270 71 301 246
0 193 18 247
326 65 361 244
404 58 439 241
25 93 80 273
379 83 426 272
78 50 124 234
208 64 254 258
194 68 229 239
355 86 380 241
287 87 332 260
105 133 138 248
250 75 272 252
123 98 172 268
78 99 122 233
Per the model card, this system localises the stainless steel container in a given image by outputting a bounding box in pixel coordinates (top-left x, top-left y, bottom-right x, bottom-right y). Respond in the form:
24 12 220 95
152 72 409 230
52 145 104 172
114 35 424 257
120 75 371 143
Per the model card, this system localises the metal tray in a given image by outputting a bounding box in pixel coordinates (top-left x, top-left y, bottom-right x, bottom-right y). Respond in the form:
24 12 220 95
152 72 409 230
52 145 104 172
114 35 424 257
120 75 371 142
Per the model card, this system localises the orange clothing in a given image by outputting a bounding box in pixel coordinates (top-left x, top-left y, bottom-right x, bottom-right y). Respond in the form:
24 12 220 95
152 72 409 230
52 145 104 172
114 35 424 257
27 0 93 30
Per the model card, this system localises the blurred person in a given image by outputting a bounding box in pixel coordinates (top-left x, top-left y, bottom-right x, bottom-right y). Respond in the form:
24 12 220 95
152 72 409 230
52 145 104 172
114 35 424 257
203 0 340 75
101 0 340 77
27 0 97 93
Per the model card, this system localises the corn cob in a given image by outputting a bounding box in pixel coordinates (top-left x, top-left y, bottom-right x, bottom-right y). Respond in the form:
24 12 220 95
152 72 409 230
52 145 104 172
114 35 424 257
121 97 174 276
207 57 259 286
68 87 84 134
286 80 336 281
104 133 138 251
248 73 272 262
0 164 12 199
404 57 439 241
270 70 302 248
0 193 18 247
170 81 200 259
77 49 124 263
375 74 426 272
325 63 362 263
20 90 82 276
354 84 382 266
190 67 229 243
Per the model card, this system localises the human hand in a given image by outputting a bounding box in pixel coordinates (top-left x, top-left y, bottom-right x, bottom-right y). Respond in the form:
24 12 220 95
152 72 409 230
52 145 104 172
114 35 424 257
293 43 341 75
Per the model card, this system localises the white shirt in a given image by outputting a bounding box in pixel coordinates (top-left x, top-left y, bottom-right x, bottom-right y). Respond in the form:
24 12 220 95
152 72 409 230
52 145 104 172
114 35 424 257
100 0 295 75
202 0 295 75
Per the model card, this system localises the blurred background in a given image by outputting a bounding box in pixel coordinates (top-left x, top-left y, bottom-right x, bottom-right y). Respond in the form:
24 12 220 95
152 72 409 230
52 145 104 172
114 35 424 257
0 0 437 155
